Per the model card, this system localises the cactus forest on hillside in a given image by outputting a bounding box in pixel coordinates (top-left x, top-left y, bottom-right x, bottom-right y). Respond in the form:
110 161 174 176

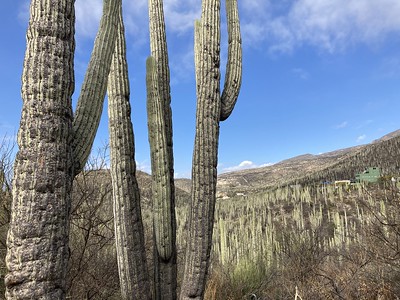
5 0 242 300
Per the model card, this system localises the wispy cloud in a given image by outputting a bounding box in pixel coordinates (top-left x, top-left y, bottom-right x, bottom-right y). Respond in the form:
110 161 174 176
355 119 373 129
136 160 151 174
335 121 348 129
240 0 400 53
356 134 366 143
18 0 400 55
291 68 309 80
18 0 30 24
221 160 273 173
164 0 201 35
75 0 103 39
170 45 195 85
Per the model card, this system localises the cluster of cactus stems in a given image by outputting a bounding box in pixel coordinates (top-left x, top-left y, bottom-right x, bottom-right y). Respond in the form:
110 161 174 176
6 0 241 298
199 184 392 278
107 0 242 298
5 0 121 298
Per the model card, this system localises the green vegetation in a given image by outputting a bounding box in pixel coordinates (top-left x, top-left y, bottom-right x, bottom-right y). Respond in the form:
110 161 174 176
204 182 400 299
1 140 400 298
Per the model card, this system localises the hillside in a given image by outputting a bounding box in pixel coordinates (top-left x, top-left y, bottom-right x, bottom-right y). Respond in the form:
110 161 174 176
74 129 400 200
216 129 400 197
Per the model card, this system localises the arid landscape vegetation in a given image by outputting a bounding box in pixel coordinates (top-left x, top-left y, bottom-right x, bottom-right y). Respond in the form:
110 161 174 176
2 130 400 299
3 0 400 299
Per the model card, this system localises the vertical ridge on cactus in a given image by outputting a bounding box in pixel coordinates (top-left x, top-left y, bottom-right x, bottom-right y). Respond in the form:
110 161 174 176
6 0 121 298
220 0 242 121
148 0 177 298
5 0 75 298
72 0 120 175
107 4 152 300
180 0 242 298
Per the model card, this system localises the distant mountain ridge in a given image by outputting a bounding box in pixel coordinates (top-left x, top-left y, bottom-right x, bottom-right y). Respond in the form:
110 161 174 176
215 129 400 197
83 129 400 201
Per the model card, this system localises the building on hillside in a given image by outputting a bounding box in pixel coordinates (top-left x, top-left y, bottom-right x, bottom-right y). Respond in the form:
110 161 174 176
355 167 380 183
334 180 351 188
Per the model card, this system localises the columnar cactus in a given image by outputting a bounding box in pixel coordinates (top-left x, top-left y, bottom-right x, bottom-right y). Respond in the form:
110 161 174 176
5 0 119 298
147 0 177 298
107 4 152 300
72 0 121 175
180 0 242 298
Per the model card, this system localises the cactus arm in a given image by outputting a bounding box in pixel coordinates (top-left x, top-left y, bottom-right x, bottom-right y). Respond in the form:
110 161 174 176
146 55 177 300
5 0 75 298
107 6 152 300
146 56 173 261
148 0 177 298
148 0 174 174
220 0 242 121
180 0 221 298
72 0 120 176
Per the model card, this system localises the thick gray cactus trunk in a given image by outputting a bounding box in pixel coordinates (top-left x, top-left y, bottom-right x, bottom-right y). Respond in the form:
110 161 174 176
107 5 152 300
5 0 119 298
5 1 75 298
180 0 242 299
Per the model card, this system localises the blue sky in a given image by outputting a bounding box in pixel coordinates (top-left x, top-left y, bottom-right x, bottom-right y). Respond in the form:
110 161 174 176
1 0 400 178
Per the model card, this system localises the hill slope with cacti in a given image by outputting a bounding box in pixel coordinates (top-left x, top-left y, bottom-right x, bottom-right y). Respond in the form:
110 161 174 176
216 129 400 197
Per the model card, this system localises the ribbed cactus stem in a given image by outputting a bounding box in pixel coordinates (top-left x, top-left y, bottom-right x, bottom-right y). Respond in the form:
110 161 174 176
148 0 177 298
146 56 173 261
148 0 174 186
107 5 151 300
220 0 242 121
146 56 177 299
180 0 222 298
194 19 202 92
5 0 75 298
72 0 120 175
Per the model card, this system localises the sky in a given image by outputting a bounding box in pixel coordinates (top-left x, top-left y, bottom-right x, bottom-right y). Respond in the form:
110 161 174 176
1 0 400 178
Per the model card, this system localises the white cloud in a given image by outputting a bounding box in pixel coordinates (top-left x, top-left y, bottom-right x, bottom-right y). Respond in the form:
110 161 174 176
356 134 366 143
240 0 400 53
164 0 201 35
291 68 309 80
221 160 273 173
136 160 151 174
174 171 191 179
356 119 373 129
75 0 103 39
19 0 400 55
335 121 348 129
18 0 30 24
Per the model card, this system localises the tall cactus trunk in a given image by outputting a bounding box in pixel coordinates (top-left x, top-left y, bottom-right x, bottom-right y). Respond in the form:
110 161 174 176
147 0 177 298
72 0 120 175
146 57 177 300
107 5 152 300
180 0 242 298
6 0 120 298
180 1 221 298
5 1 75 298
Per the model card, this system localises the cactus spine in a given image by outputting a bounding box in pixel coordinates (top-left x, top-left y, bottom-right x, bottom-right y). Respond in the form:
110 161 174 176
6 0 119 298
108 4 152 300
180 0 242 298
